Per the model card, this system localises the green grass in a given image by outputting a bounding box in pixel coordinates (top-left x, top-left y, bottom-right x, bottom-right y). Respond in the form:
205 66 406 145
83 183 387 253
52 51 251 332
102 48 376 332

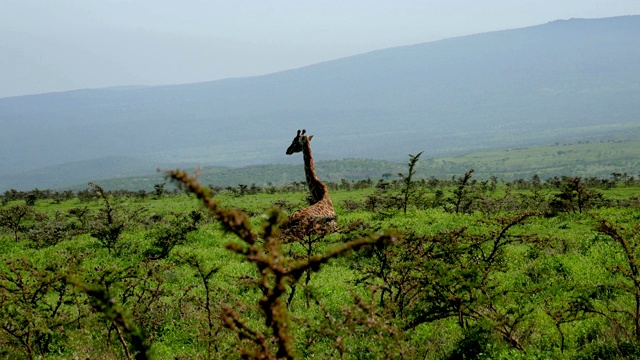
2 182 640 358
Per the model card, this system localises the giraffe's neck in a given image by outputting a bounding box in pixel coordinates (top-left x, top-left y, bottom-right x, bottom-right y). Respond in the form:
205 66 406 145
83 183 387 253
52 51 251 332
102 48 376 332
302 140 328 204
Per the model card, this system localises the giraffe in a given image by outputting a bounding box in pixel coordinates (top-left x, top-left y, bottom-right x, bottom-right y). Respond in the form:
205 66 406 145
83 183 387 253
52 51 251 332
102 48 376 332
282 129 336 232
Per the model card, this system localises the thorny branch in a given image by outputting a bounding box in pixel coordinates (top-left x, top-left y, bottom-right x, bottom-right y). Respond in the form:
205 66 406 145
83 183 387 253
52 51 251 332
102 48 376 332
166 168 395 359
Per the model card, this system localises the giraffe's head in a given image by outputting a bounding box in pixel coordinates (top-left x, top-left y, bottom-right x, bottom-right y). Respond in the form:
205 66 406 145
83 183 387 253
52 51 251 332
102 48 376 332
286 129 313 155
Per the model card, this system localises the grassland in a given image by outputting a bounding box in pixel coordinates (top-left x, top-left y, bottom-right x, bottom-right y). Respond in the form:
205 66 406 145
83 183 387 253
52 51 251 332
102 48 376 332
1 174 640 359
424 137 640 180
80 137 640 192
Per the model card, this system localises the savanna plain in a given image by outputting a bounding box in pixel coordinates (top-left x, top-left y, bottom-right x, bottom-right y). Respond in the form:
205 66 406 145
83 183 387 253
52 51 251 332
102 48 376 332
1 167 640 359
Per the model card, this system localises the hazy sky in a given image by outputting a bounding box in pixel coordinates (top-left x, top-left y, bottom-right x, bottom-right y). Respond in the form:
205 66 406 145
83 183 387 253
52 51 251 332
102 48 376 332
1 0 639 98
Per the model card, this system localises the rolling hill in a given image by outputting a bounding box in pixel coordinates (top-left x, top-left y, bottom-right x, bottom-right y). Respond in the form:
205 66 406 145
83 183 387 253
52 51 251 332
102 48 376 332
1 15 639 191
57 138 640 192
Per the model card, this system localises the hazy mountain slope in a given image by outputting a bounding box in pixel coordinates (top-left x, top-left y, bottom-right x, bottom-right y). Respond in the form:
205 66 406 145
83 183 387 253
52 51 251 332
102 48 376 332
0 156 162 191
1 16 639 189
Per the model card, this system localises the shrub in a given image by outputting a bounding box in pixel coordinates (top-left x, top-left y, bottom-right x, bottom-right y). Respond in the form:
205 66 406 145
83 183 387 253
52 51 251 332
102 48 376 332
0 204 34 242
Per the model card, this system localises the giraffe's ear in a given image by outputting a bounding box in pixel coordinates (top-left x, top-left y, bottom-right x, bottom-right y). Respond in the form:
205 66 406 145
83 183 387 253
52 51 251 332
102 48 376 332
308 135 314 141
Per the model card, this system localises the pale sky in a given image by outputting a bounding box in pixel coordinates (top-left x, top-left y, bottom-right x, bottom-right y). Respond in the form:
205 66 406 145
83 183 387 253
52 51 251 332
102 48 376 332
1 0 639 98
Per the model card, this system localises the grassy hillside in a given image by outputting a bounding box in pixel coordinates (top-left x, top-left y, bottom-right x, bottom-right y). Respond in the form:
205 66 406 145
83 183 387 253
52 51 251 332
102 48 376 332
418 137 640 180
60 138 640 192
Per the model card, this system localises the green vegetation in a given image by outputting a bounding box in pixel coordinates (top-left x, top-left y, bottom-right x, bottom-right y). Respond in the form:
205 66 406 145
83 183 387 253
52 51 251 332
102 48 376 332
424 137 640 180
1 169 640 358
47 138 640 192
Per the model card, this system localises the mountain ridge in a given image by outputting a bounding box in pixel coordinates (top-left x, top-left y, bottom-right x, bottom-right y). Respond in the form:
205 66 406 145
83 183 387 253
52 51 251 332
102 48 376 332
1 16 639 190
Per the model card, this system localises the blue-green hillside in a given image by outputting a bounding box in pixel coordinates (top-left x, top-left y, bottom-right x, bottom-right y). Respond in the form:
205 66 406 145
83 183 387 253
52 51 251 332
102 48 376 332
1 16 639 191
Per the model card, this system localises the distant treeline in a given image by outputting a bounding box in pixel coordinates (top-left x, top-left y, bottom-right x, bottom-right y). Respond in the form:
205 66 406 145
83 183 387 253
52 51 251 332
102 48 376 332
3 172 638 205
